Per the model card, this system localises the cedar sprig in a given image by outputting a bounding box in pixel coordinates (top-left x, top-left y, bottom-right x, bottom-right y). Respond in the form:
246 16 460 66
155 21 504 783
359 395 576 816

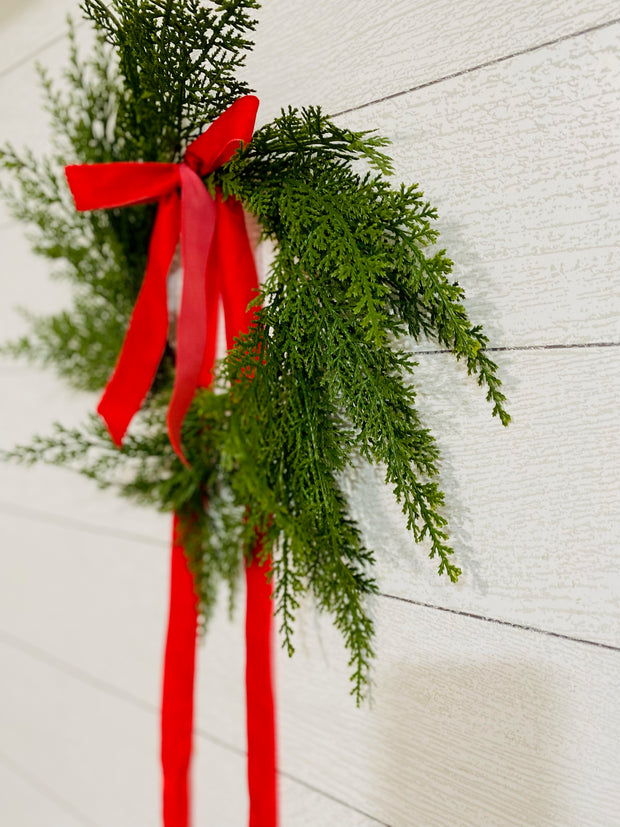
82 0 260 160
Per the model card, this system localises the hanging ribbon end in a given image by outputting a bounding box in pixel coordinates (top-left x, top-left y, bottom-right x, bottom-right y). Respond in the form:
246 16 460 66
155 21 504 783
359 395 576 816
97 396 128 449
166 412 192 470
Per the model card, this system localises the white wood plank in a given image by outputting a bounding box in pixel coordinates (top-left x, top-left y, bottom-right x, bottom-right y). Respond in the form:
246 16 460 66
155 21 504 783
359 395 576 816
175 593 620 827
247 0 620 122
195 731 388 827
0 753 86 827
0 363 170 545
5 568 617 827
0 19 90 225
0 512 170 709
0 505 247 747
0 640 160 826
0 638 385 826
0 0 80 77
0 212 168 545
2 0 617 123
0 209 157 554
3 557 619 827
0 226 72 341
0 4 616 827
336 23 620 348
0 40 62 221
4 22 616 349
276 601 620 827
1 489 617 825
1 496 618 825
279 777 384 827
346 346 620 648
2 349 617 649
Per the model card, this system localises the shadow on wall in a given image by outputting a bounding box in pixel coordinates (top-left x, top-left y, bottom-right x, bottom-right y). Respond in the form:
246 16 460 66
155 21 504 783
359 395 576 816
377 656 559 826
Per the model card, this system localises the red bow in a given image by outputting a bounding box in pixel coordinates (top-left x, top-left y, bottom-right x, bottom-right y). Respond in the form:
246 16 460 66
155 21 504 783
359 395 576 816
65 95 260 464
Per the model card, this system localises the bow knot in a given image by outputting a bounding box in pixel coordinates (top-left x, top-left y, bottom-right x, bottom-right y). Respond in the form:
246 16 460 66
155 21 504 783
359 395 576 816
65 95 260 465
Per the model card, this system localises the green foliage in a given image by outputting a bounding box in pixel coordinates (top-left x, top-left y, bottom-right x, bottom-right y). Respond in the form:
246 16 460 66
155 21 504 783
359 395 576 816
0 0 509 702
82 0 260 161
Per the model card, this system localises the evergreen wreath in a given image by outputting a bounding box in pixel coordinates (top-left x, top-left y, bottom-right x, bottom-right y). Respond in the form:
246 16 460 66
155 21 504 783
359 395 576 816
0 0 509 703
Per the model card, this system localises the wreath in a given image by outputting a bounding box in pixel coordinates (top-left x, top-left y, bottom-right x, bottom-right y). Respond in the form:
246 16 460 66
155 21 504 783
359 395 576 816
0 2 509 824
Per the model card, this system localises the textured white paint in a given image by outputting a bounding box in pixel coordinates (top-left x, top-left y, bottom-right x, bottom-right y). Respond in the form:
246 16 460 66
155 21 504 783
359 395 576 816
246 0 620 121
0 228 72 341
348 347 620 647
1 349 617 667
336 24 620 348
0 362 169 543
0 1 619 825
2 562 618 826
0 513 170 708
275 601 620 827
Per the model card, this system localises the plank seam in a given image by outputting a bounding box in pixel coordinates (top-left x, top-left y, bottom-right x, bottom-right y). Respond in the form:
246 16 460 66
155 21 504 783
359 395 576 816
0 626 160 714
277 768 392 826
0 748 100 827
476 341 620 353
412 341 620 356
0 499 168 549
332 17 620 118
0 628 390 825
380 592 620 653
1 487 619 653
0 20 87 81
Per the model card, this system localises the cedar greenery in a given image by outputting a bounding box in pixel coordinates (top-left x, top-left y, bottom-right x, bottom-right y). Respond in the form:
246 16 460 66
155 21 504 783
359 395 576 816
0 0 509 701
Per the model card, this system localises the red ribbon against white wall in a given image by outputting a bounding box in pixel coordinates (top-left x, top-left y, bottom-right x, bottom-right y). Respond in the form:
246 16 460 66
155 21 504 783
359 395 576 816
65 95 278 827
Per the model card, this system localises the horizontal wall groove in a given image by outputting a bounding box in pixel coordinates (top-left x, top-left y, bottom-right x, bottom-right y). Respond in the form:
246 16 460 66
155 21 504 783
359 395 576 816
277 768 392 826
380 592 620 653
0 627 160 715
0 30 68 79
332 16 620 118
0 18 87 82
412 341 620 356
5 498 616 657
0 748 99 827
0 499 168 549
0 627 390 825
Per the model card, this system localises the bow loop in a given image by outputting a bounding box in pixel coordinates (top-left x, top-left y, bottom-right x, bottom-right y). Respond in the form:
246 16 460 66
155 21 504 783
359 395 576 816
65 162 180 210
183 95 259 177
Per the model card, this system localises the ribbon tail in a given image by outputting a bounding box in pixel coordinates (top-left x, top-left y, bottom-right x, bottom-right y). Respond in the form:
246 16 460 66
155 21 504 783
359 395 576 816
196 197 222 390
246 548 278 827
167 166 217 465
98 192 180 446
162 514 199 827
198 194 261 388
218 196 261 349
216 197 279 824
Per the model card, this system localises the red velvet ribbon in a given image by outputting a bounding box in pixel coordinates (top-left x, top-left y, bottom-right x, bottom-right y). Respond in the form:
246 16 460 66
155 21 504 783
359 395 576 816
65 96 278 826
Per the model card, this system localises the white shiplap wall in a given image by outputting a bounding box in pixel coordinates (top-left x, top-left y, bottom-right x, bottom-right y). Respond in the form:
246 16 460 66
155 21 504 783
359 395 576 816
1 2 619 826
